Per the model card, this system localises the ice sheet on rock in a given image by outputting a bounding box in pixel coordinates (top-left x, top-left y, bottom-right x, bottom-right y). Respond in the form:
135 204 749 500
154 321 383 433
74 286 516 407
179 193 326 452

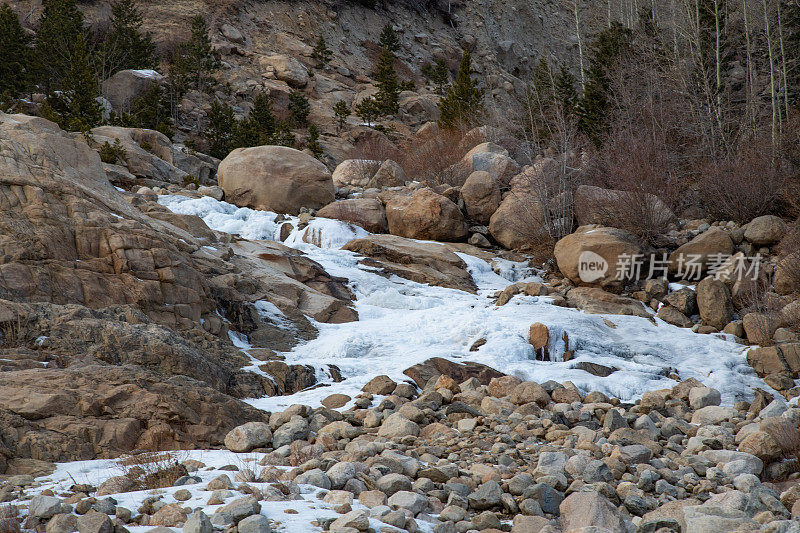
284 218 369 249
160 194 768 407
254 300 295 331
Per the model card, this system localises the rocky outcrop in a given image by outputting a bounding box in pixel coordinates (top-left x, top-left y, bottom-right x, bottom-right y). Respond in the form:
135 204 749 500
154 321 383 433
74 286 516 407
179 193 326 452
217 146 334 215
0 114 358 468
402 357 505 388
342 234 477 292
0 365 264 469
384 189 468 242
91 126 189 185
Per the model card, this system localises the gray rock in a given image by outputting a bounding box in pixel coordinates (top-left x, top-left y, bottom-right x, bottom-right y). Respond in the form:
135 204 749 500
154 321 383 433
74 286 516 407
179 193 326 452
46 514 78 533
294 468 331 489
327 462 357 490
522 484 564 515
688 387 721 409
582 460 614 483
30 496 64 520
271 417 309 448
211 496 261 525
377 473 412 496
224 422 272 453
603 409 629 432
182 511 212 533
77 511 113 533
237 514 271 533
387 491 428 515
468 481 503 510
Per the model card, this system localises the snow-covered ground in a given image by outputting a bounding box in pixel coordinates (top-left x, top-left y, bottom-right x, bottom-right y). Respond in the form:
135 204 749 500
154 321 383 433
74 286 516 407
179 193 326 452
28 450 409 533
160 195 770 407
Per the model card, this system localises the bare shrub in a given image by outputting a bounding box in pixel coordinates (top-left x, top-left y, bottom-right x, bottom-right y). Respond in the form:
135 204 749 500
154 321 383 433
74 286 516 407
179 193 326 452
117 451 188 490
698 140 793 224
396 128 475 187
775 225 800 298
582 129 683 245
347 133 400 163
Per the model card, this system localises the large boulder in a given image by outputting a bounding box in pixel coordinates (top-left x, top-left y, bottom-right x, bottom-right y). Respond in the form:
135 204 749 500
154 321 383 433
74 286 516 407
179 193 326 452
342 234 476 292
696 277 734 330
574 184 675 227
460 171 501 224
368 160 407 188
669 228 734 277
102 69 164 112
744 215 787 246
488 190 547 249
331 159 381 189
218 146 334 215
384 188 468 241
554 227 643 286
317 198 388 233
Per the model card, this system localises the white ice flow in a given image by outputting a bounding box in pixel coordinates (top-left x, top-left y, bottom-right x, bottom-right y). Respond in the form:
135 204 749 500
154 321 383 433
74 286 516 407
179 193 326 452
160 194 770 408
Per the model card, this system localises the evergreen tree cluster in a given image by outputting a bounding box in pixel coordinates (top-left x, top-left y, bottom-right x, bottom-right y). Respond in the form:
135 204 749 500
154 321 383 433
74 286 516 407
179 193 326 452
206 92 312 160
0 0 219 134
437 50 485 129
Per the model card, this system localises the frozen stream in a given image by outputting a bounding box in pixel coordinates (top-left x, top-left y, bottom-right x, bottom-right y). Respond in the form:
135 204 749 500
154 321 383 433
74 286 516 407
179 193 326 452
160 195 770 408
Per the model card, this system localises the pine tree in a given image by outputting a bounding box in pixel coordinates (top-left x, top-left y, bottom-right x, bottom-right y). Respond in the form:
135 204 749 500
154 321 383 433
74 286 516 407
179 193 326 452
554 66 578 116
355 96 380 126
374 47 400 115
271 122 296 147
307 123 323 159
0 3 32 99
576 22 632 145
437 50 484 129
180 15 219 92
333 100 349 132
206 99 235 159
311 36 332 67
35 0 85 92
235 92 276 147
431 58 448 95
41 32 102 132
102 0 158 75
379 23 400 52
288 90 310 127
125 84 172 137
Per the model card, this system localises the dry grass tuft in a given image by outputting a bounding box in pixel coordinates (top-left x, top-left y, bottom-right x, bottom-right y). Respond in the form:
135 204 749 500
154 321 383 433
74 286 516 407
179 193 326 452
118 451 188 490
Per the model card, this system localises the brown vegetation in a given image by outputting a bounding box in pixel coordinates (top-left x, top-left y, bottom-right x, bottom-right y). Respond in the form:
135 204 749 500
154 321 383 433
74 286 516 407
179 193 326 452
118 451 188 490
